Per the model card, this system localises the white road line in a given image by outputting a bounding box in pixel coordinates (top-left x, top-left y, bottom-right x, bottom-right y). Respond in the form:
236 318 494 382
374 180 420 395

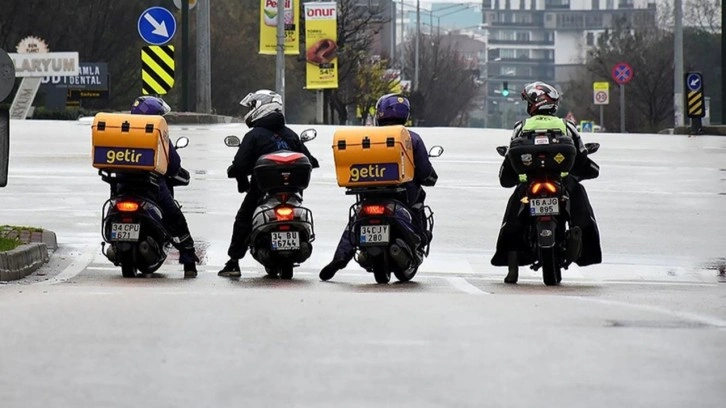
446 277 490 295
86 266 117 271
569 296 726 329
37 246 95 285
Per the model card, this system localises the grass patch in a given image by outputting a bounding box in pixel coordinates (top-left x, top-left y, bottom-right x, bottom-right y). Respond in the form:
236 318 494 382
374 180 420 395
0 236 21 251
1 225 43 233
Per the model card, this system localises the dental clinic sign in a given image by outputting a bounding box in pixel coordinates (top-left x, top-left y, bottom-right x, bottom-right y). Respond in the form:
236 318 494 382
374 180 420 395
7 36 79 120
42 63 107 90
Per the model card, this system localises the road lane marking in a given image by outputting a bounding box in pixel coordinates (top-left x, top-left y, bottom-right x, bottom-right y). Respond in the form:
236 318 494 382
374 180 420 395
569 296 726 329
446 277 490 295
37 246 95 285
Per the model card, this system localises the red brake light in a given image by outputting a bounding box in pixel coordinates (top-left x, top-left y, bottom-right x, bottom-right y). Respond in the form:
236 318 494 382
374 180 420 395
274 206 294 221
531 182 557 194
116 201 139 212
362 205 387 215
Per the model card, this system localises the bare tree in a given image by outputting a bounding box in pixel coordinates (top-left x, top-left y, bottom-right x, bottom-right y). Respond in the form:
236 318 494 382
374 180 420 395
326 0 388 124
405 34 480 127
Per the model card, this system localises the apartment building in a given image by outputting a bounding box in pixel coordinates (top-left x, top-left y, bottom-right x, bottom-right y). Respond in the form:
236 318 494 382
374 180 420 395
482 0 657 126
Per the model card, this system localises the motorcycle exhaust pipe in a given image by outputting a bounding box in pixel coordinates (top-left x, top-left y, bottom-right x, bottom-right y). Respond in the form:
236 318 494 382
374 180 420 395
389 241 412 269
138 239 159 265
299 241 312 260
105 245 118 263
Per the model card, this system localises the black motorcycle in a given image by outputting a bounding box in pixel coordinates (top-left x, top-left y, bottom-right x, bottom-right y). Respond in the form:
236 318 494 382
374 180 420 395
346 145 443 284
100 137 191 278
223 129 317 279
496 129 599 286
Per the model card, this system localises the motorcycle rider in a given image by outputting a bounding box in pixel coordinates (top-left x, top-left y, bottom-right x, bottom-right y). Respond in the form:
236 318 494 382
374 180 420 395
128 96 199 278
319 93 438 281
218 89 320 278
491 82 601 280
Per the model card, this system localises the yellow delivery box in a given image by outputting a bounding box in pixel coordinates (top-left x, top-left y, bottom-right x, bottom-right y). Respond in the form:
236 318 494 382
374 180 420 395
91 112 171 175
332 125 415 187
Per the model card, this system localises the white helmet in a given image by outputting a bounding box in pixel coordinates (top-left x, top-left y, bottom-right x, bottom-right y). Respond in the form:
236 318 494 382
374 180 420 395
240 89 283 125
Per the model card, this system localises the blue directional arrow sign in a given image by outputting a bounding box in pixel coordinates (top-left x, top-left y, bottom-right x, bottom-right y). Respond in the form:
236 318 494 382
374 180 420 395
686 72 702 92
138 7 177 46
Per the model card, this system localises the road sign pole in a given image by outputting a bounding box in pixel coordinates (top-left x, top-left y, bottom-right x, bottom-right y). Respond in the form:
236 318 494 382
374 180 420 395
599 105 604 131
181 0 189 111
620 84 625 133
275 0 285 111
196 0 211 113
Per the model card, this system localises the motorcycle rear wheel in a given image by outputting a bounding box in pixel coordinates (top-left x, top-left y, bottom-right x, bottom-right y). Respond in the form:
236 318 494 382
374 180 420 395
120 252 137 278
393 266 418 282
373 266 391 284
540 247 560 286
279 265 293 280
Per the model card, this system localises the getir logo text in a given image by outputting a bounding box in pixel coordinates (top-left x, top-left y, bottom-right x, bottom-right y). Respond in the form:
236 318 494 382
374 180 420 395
94 147 155 167
349 163 398 182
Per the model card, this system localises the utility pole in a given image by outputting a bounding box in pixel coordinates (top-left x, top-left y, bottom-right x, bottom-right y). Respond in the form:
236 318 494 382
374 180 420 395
414 0 420 91
400 0 405 80
196 0 211 113
181 0 189 111
722 1 725 123
275 0 286 111
674 0 684 128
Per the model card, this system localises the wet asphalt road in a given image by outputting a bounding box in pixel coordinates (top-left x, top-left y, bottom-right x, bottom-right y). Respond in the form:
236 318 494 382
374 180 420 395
0 120 725 407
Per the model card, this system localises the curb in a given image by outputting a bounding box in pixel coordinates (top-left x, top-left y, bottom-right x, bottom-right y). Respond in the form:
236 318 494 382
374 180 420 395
0 243 50 281
164 112 242 125
0 229 57 281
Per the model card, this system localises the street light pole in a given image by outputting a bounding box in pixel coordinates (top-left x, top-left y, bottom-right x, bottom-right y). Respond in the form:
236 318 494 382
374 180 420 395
415 0 420 91
400 0 405 80
275 0 286 111
196 0 211 113
674 0 684 128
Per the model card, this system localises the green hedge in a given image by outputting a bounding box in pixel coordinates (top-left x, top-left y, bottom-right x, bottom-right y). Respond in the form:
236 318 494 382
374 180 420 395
31 107 96 120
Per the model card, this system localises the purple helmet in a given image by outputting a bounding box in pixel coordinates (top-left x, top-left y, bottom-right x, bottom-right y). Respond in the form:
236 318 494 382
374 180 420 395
130 96 171 116
375 93 410 126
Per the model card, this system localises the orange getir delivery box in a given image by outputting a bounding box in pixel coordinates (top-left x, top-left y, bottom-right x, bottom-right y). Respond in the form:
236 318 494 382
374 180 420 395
332 125 415 187
91 112 171 175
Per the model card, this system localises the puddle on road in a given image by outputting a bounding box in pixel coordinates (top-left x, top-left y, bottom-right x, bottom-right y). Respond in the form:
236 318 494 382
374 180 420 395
702 257 726 280
165 240 210 265
606 320 710 329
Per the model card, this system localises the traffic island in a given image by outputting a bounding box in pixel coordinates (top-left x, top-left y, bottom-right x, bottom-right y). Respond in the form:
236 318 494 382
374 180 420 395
0 226 57 281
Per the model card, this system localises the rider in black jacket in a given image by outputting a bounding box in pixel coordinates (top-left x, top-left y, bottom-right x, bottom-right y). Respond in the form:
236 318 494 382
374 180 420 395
218 90 319 277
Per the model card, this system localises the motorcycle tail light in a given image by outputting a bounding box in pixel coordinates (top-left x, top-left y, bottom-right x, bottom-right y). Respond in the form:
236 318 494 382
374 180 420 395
531 181 557 195
362 205 387 215
116 201 139 212
274 206 295 221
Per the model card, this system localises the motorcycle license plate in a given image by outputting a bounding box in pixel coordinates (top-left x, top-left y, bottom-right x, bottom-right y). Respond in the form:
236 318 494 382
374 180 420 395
530 197 560 216
111 223 140 241
360 225 389 245
535 135 550 145
271 231 300 251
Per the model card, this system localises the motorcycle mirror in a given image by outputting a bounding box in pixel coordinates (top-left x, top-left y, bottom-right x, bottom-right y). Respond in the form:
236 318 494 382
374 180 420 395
224 135 241 147
428 145 444 158
300 128 317 143
585 142 600 154
496 146 508 157
175 137 189 149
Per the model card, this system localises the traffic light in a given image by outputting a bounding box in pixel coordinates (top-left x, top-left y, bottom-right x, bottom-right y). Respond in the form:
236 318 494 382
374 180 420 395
502 81 510 97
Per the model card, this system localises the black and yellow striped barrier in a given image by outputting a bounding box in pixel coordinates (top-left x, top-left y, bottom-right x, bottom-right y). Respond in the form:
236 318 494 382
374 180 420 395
141 45 175 95
687 90 704 117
